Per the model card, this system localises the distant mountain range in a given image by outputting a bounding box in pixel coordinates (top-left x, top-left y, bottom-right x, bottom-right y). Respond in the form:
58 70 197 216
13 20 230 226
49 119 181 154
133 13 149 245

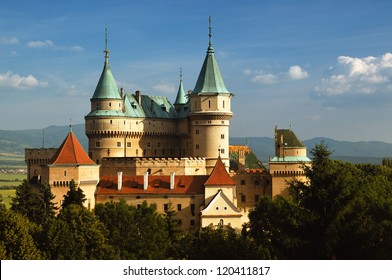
1 124 392 165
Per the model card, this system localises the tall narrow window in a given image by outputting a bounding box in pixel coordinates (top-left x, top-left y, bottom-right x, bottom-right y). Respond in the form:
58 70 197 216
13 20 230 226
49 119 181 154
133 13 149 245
64 170 67 177
208 100 211 108
223 100 225 108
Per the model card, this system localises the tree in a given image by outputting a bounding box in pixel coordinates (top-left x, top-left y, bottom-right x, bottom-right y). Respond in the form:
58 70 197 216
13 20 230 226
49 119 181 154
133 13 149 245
175 225 270 260
95 199 169 259
61 179 86 209
11 180 57 225
0 206 42 259
43 204 116 259
248 142 392 259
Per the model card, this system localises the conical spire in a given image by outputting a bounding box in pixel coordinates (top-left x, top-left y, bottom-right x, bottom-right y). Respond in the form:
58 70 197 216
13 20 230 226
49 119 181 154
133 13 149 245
91 28 121 100
192 16 230 95
174 67 187 106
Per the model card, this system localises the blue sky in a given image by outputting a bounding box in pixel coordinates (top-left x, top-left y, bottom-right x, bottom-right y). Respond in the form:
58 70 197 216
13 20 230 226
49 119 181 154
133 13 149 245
1 0 392 142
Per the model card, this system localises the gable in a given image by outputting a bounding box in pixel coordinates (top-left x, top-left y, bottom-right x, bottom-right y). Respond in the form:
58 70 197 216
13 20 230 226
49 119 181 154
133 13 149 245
200 190 242 217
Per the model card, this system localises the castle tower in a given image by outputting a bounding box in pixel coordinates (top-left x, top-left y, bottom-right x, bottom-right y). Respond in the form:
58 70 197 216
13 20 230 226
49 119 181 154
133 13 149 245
85 29 127 164
188 16 233 173
173 67 187 112
269 126 311 197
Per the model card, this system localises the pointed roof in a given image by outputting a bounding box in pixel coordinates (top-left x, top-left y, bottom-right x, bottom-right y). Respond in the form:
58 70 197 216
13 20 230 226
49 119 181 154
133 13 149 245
174 69 187 105
192 16 230 95
91 29 121 100
49 132 96 165
276 128 306 148
204 157 235 186
200 189 242 216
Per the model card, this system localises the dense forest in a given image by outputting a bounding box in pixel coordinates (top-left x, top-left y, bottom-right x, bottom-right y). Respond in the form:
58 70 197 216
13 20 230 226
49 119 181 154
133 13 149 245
1 143 392 259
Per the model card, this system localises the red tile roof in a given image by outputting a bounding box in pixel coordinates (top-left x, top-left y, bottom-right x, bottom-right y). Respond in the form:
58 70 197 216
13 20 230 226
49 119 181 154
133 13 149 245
96 174 208 195
50 132 96 165
204 157 235 186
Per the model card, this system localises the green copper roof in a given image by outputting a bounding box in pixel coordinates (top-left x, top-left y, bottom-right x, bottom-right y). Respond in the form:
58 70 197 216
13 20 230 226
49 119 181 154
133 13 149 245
270 156 311 162
276 129 306 148
174 76 187 105
91 62 122 100
91 30 121 100
192 16 230 95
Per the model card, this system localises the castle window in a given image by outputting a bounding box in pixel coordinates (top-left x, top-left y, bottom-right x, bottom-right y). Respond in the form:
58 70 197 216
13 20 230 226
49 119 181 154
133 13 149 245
164 204 169 211
254 179 260 186
196 129 199 135
117 142 121 147
95 142 100 147
241 194 246 203
109 102 111 107
196 144 199 150
157 142 161 148
215 206 219 210
220 148 225 154
190 220 195 226
146 142 151 149
64 170 66 177
127 142 131 148
177 204 182 211
208 100 211 108
224 207 227 210
110 120 113 124
240 180 245 185
219 219 224 226
136 149 139 156
223 100 225 108
221 134 224 139
191 204 195 216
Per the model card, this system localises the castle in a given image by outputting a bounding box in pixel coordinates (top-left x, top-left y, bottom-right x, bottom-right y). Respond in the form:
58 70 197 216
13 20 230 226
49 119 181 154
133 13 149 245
25 18 311 231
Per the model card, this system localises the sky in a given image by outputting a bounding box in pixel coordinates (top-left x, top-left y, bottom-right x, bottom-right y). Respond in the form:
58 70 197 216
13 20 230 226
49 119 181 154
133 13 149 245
1 0 392 142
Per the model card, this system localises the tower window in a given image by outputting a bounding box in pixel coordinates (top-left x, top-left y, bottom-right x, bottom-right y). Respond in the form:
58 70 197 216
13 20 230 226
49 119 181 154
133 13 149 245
223 100 225 108
221 134 225 139
95 142 101 147
196 144 200 150
196 129 199 135
117 142 121 147
127 142 131 148
64 170 67 177
208 100 211 108
110 120 113 124
109 102 112 107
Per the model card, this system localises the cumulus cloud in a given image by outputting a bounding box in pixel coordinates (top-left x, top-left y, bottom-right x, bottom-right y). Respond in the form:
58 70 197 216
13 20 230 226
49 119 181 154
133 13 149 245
315 53 392 96
0 71 48 90
288 65 309 80
0 36 20 45
245 65 309 84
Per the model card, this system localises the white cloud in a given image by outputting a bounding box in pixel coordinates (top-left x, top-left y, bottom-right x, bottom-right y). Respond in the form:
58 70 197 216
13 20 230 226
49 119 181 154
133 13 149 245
315 53 392 96
246 65 309 84
288 65 309 80
0 36 20 45
251 72 278 84
0 71 48 90
27 40 55 48
152 83 176 94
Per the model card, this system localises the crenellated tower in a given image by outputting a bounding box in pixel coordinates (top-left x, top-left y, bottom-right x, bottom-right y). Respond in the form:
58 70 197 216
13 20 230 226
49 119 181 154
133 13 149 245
188 16 233 173
85 29 127 164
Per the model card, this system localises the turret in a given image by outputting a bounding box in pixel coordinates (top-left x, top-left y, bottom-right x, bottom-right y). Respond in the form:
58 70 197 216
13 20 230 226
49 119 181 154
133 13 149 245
85 29 127 164
188 16 233 174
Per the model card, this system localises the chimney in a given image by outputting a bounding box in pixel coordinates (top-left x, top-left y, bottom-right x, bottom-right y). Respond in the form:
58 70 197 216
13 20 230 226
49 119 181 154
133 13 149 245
170 172 175 190
117 171 123 191
135 90 141 105
143 172 149 190
120 87 124 99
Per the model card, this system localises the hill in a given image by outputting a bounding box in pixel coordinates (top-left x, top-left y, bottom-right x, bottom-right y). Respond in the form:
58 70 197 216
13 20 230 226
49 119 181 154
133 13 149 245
1 125 392 167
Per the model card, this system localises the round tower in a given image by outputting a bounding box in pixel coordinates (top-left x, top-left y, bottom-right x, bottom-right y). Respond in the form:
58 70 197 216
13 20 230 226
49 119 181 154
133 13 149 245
85 29 127 164
188 16 233 173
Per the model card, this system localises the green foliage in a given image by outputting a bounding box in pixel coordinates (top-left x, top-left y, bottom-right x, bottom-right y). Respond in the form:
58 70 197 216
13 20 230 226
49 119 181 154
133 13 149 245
61 179 86 209
174 226 270 260
95 199 169 259
43 204 116 260
248 142 392 259
0 206 42 259
11 180 57 225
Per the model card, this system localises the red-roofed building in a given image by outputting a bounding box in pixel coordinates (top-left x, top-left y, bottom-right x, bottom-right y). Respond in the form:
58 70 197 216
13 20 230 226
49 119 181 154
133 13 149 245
30 131 100 209
95 157 245 231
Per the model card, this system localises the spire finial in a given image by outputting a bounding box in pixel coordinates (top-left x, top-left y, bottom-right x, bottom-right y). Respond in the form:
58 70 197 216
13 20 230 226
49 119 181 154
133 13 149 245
69 118 72 132
180 66 183 82
209 15 213 48
104 26 110 62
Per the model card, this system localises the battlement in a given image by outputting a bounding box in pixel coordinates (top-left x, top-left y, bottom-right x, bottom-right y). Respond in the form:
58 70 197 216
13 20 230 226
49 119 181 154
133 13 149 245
100 156 207 177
